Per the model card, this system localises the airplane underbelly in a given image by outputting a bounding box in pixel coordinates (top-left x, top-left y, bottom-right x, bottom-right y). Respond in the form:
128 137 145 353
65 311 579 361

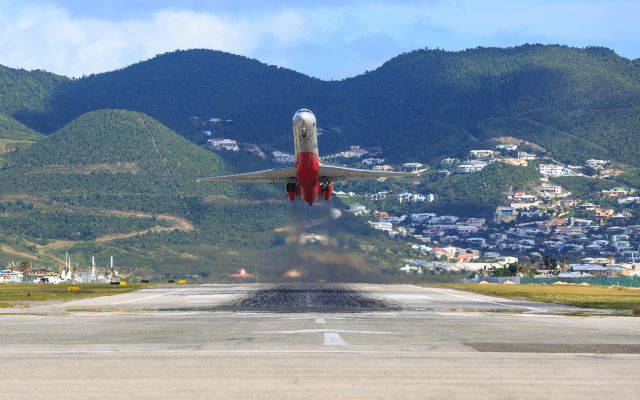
296 151 320 204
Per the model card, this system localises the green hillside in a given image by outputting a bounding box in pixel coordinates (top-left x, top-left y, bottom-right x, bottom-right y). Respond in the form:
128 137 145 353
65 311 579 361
0 110 397 280
0 64 66 115
8 45 640 166
0 114 43 159
0 114 42 141
0 110 290 267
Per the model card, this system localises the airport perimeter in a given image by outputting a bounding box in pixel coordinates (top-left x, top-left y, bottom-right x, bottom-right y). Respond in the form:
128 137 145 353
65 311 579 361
1 284 639 399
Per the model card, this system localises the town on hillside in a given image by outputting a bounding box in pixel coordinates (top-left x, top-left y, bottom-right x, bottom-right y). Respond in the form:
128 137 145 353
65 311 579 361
187 121 640 281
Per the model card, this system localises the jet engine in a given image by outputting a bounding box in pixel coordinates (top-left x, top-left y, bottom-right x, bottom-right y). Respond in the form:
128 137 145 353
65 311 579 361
286 182 298 202
321 182 333 201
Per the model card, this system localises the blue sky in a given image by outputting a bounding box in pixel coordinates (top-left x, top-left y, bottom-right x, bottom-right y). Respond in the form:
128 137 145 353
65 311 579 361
1 0 638 79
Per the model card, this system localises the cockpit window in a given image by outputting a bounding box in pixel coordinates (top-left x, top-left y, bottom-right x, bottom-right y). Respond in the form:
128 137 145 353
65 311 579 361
301 125 308 138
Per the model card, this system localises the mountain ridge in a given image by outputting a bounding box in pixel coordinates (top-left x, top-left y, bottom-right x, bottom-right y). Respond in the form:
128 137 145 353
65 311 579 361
3 44 640 166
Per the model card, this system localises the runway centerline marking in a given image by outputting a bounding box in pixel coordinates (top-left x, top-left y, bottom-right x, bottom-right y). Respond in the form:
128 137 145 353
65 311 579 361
315 318 326 324
111 288 188 305
324 332 346 346
408 286 541 312
255 329 394 334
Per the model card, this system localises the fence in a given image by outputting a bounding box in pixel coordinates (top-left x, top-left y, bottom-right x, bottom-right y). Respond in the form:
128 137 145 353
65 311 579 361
520 276 640 287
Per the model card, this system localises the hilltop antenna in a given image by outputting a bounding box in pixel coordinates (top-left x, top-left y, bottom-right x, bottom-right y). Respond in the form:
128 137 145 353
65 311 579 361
91 256 96 281
110 256 116 281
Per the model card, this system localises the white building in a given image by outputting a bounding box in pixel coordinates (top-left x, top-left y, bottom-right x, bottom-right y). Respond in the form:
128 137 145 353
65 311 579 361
272 151 296 164
496 144 518 151
410 213 436 223
517 151 537 160
348 204 369 215
402 162 424 172
207 138 239 151
456 162 487 174
469 150 495 159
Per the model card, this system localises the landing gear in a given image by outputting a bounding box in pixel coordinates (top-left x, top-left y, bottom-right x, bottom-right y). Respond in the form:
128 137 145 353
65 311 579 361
286 182 298 202
320 181 333 201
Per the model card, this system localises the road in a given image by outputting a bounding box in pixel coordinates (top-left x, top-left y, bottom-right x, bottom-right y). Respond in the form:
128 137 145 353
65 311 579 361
1 284 639 399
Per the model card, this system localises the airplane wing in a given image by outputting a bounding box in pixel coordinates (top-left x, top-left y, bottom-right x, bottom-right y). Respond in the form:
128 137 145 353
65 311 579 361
197 167 296 184
319 165 425 182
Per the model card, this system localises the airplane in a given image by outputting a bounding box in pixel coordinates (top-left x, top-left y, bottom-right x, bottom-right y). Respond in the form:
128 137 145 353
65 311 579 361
197 109 425 205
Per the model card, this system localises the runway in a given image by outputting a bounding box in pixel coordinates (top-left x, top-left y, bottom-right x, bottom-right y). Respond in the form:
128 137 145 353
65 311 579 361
1 284 639 399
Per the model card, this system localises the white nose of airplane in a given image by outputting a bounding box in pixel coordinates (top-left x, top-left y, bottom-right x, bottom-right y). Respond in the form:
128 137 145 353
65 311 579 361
293 109 316 128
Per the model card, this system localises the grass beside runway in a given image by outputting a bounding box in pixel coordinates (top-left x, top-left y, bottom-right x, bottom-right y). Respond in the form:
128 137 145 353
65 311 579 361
0 283 149 307
441 283 640 315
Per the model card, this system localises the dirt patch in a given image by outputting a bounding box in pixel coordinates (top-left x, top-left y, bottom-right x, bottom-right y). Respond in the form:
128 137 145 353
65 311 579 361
28 162 140 175
0 244 37 260
43 240 76 250
203 195 281 206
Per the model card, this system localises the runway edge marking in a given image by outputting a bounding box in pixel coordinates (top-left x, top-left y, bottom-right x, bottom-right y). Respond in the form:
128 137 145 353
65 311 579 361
111 288 189 305
407 285 541 312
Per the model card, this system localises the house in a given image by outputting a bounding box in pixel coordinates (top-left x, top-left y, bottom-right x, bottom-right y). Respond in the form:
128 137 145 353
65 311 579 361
560 199 579 207
410 213 436 223
511 201 540 210
601 187 633 198
577 202 598 211
367 191 388 201
372 165 394 172
0 270 23 283
456 161 487 174
618 196 640 205
466 237 487 246
207 138 239 151
570 264 625 276
502 157 528 167
595 208 615 219
398 192 434 203
341 146 368 158
432 246 461 258
362 157 385 166
430 215 459 224
456 225 479 235
402 163 424 172
586 159 608 169
373 211 389 219
348 204 369 215
496 144 518 151
466 218 486 227
537 183 570 199
457 252 480 263
469 150 495 159
539 164 566 176
495 206 517 223
368 221 393 233
440 158 458 167
399 264 423 274
272 151 295 163
517 151 537 160
244 144 266 159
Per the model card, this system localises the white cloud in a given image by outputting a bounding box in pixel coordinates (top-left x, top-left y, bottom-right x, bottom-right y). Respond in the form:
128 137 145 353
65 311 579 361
0 1 639 80
0 5 309 77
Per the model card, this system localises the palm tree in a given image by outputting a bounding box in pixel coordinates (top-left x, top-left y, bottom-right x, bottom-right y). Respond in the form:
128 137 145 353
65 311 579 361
17 261 31 277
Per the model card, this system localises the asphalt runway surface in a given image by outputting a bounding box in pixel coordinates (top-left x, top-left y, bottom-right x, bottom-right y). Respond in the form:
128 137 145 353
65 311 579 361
1 284 640 399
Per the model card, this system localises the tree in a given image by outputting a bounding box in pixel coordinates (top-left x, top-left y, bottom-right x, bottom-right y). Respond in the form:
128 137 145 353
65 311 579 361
17 261 31 276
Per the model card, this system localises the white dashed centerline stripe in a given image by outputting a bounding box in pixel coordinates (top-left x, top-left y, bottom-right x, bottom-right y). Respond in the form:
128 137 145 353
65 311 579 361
111 288 188 305
323 332 346 346
315 318 326 324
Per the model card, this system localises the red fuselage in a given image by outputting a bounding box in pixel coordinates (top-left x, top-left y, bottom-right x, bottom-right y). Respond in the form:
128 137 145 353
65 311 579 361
296 151 320 205
290 109 325 205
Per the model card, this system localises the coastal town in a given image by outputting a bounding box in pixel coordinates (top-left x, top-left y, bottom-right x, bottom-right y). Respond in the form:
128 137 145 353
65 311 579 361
195 121 640 279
